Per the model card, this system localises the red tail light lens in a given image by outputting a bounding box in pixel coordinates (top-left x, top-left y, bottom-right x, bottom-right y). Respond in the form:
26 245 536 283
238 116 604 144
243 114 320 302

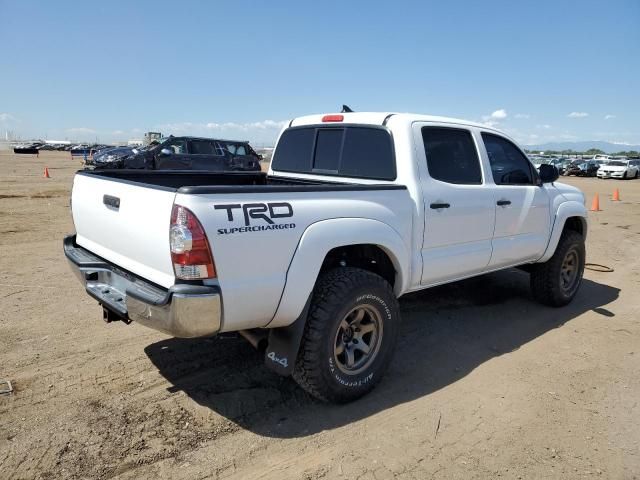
322 114 344 122
170 205 216 280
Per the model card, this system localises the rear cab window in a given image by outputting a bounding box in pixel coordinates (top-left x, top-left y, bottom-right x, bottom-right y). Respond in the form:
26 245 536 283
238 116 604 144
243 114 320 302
271 126 396 180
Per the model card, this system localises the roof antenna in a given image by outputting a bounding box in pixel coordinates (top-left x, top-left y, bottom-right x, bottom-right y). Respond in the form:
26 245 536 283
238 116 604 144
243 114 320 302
341 105 354 113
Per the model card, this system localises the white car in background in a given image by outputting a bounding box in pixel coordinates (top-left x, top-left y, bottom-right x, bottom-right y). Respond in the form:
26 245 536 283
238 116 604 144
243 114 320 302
597 160 639 179
593 154 611 164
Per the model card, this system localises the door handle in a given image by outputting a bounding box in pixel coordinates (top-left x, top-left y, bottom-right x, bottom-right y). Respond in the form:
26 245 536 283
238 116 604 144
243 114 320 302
430 202 450 209
497 200 511 206
103 195 120 209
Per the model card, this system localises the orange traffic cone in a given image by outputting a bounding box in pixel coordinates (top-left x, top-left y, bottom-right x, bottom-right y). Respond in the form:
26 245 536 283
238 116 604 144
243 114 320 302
612 188 620 201
590 193 600 211
43 167 50 178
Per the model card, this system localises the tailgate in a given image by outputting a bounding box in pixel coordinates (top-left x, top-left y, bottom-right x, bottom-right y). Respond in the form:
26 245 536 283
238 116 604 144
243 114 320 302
71 173 177 288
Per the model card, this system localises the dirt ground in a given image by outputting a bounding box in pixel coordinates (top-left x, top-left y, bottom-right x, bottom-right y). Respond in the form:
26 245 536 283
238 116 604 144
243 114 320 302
1 151 639 480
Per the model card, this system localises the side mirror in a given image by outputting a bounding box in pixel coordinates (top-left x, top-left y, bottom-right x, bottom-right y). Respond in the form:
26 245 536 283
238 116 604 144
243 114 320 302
159 148 172 156
539 164 559 184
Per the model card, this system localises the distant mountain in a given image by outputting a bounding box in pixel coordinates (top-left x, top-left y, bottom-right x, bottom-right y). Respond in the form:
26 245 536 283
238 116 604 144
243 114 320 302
524 141 640 154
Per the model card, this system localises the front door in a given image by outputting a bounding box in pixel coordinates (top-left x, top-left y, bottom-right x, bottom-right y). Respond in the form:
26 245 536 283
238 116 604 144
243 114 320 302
480 132 551 268
415 124 496 286
154 137 190 168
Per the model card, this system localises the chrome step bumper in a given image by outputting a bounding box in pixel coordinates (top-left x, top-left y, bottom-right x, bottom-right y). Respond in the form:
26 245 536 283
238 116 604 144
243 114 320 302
63 235 222 337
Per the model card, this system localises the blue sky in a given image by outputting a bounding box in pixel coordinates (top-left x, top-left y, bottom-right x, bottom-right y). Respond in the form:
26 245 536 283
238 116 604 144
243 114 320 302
1 0 638 146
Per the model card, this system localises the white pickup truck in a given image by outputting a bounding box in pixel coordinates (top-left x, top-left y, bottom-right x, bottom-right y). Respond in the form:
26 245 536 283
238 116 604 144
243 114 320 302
65 112 588 403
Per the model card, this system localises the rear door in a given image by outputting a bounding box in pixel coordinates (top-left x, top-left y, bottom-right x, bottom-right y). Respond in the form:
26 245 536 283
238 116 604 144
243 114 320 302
414 124 496 285
72 173 177 288
187 139 228 170
479 132 551 268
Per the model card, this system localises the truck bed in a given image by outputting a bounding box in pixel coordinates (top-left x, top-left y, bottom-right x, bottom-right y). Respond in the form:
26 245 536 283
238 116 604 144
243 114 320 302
71 168 412 330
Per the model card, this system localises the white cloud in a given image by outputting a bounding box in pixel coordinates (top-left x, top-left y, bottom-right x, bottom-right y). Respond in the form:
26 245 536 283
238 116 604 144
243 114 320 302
489 109 507 120
67 127 96 134
155 119 288 144
0 113 17 124
480 109 508 128
604 114 616 120
205 120 287 131
514 113 530 119
111 130 125 135
567 112 589 118
536 124 552 129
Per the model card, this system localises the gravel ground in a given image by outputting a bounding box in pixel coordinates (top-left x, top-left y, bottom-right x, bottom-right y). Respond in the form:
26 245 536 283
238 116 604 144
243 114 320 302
1 151 639 479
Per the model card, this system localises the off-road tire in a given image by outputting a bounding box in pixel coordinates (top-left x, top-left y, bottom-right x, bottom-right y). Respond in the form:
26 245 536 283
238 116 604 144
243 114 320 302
293 267 400 403
530 230 585 307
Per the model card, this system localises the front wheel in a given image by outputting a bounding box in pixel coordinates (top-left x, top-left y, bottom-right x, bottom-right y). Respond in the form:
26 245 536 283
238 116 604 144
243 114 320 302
530 230 585 307
293 267 400 403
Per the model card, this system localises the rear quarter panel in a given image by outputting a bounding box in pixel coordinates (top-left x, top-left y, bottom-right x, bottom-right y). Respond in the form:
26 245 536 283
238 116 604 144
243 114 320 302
174 189 414 331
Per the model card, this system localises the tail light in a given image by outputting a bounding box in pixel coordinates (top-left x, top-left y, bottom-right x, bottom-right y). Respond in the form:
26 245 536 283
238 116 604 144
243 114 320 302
322 114 344 122
170 205 216 280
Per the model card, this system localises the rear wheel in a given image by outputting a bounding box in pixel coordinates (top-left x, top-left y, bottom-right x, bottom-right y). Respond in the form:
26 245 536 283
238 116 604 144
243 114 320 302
530 230 585 307
623 171 627 180
293 267 400 403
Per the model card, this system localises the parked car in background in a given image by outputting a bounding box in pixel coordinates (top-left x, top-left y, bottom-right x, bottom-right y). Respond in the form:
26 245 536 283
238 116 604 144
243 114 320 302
532 157 568 175
593 154 611 164
13 142 42 154
548 158 567 175
564 160 600 177
88 146 137 168
596 160 639 179
119 136 262 172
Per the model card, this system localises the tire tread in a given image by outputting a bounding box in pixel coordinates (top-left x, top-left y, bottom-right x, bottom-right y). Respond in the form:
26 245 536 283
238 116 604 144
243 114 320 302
530 230 584 307
293 267 397 403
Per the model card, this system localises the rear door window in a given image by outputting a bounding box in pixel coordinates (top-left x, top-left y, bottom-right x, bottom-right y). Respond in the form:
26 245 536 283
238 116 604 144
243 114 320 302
421 127 482 184
190 140 218 155
272 126 396 180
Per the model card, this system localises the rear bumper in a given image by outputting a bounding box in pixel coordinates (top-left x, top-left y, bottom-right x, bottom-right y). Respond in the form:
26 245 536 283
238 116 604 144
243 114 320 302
63 235 222 337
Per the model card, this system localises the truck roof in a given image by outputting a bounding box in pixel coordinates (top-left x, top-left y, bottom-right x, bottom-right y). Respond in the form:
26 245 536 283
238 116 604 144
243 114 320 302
290 112 504 133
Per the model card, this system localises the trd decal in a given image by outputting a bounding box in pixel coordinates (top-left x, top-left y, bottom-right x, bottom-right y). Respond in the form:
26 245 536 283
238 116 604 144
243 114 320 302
214 202 295 235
